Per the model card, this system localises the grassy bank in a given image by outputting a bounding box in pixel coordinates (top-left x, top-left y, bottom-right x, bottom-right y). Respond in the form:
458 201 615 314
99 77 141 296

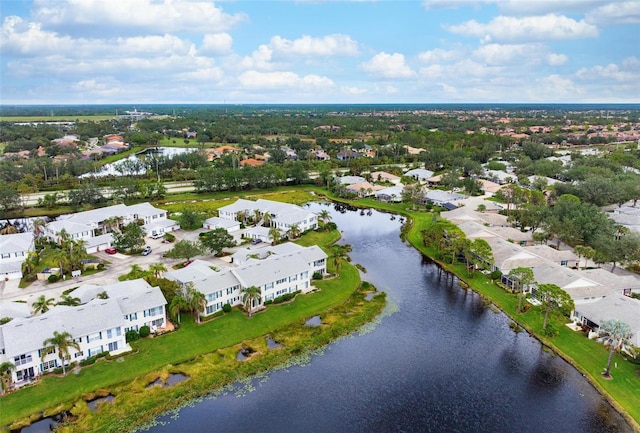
1 226 366 431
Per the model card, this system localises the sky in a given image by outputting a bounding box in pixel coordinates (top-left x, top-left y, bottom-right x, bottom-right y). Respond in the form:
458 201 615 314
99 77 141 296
1 0 639 105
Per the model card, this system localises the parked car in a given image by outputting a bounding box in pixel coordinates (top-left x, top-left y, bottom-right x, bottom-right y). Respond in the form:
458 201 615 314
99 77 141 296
250 238 263 245
105 247 116 254
141 246 152 256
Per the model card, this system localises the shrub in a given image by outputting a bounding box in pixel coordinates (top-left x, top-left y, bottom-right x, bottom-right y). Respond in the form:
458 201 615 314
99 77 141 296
164 233 176 242
80 357 97 366
312 272 322 280
264 299 273 305
48 274 59 283
222 303 232 313
126 329 140 342
139 325 151 338
542 325 559 338
97 263 105 270
53 367 64 375
490 270 502 281
325 222 337 231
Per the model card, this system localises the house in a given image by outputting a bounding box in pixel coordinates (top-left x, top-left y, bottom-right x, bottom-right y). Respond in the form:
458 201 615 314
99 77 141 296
573 293 640 346
424 190 464 206
166 243 327 317
476 179 503 197
608 206 640 234
218 199 318 233
337 150 360 160
164 260 218 287
240 158 264 167
0 279 167 385
374 186 404 202
0 232 35 280
335 175 366 186
484 170 515 185
369 171 401 185
44 203 177 251
203 217 241 232
345 182 381 197
404 168 434 182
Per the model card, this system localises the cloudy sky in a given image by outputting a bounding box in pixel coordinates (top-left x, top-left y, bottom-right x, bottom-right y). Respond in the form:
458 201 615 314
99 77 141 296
1 0 639 104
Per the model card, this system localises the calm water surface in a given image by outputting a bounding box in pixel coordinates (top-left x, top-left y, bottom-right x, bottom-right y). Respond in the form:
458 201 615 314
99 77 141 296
144 203 633 433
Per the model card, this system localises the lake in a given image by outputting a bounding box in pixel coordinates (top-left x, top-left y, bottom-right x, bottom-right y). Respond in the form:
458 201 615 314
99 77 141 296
142 202 633 433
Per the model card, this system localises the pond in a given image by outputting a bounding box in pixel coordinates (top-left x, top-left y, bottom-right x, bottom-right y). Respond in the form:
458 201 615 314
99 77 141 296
80 147 198 178
142 202 633 433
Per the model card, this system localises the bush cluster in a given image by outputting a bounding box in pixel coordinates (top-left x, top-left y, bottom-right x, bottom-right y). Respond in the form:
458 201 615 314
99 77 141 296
222 303 232 313
126 329 140 342
139 325 151 338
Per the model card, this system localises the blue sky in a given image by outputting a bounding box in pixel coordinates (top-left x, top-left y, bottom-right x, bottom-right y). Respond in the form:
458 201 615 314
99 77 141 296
1 0 639 104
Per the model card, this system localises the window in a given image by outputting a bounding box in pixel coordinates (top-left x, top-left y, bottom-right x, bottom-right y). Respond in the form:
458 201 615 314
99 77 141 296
88 347 104 357
74 351 84 359
87 332 102 343
41 360 56 371
265 282 274 290
14 354 32 366
276 278 287 285
108 342 119 352
561 260 568 266
128 312 138 321
145 306 163 317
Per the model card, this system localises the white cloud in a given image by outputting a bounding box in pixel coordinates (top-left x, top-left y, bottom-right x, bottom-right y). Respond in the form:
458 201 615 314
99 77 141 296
200 33 233 55
546 53 568 66
423 0 603 15
360 52 415 78
239 45 275 70
32 0 246 35
417 48 462 63
445 14 598 42
585 2 640 26
419 59 502 80
269 34 359 57
1 16 73 56
238 70 334 90
576 57 640 83
342 86 368 95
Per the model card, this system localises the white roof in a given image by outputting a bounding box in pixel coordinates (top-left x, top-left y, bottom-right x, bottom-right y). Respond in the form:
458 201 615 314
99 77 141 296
404 168 434 179
336 175 366 185
0 232 34 254
0 301 31 320
1 299 124 356
203 217 240 230
165 260 218 283
426 190 464 202
577 294 640 343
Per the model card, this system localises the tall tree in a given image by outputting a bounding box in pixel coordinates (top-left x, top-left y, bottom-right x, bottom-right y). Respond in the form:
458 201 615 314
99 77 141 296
598 319 635 378
286 223 301 240
169 295 188 325
200 228 236 256
164 240 204 262
240 285 262 317
185 283 207 323
149 263 167 279
318 209 332 230
32 295 55 315
535 283 574 330
0 362 15 395
508 267 535 313
268 226 283 245
41 331 81 376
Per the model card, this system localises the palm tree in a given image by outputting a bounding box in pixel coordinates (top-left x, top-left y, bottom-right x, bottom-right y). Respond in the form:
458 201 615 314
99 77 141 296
0 362 15 395
32 217 47 239
268 226 282 245
331 244 352 274
185 283 206 323
32 295 55 315
57 294 81 306
262 212 273 227
598 319 634 378
508 267 535 313
149 263 167 279
253 209 262 225
97 291 109 299
68 239 89 273
240 285 262 317
41 331 80 376
169 295 188 324
287 224 301 240
48 247 70 276
318 209 331 230
236 210 247 225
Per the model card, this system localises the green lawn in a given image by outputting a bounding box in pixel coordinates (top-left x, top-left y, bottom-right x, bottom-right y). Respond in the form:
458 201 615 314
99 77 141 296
0 228 361 429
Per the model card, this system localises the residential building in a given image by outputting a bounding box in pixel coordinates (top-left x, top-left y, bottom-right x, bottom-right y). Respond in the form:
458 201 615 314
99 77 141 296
166 243 327 317
0 279 167 385
44 203 177 252
218 198 318 233
0 232 35 280
203 217 241 232
404 168 434 182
